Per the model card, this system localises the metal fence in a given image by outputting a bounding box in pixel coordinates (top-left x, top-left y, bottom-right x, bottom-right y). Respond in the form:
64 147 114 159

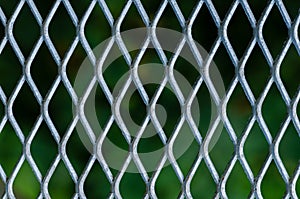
0 0 299 198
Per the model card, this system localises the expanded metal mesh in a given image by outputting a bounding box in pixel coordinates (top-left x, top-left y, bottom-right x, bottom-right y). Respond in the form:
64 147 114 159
0 0 299 198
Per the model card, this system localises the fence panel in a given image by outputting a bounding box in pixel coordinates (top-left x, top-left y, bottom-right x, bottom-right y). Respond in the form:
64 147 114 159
0 0 299 198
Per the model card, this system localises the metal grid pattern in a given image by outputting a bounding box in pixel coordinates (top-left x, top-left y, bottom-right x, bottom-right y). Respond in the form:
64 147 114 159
0 0 299 198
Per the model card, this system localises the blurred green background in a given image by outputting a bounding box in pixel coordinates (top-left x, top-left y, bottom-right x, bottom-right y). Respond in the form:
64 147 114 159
0 0 299 198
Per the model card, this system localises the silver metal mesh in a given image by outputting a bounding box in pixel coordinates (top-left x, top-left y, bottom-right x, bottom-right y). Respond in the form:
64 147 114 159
0 0 299 198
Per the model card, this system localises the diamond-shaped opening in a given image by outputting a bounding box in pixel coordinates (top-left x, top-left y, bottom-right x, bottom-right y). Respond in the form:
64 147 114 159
175 129 199 176
103 43 130 92
191 161 216 198
226 162 251 198
139 48 166 76
49 83 73 136
261 161 286 198
157 4 182 32
279 123 300 176
227 5 253 59
196 83 214 137
285 1 300 18
13 83 40 137
145 31 178 62
13 3 40 58
0 45 22 95
31 122 58 176
120 161 146 199
121 4 146 31
105 122 129 151
244 44 270 99
248 0 268 19
156 164 181 198
262 85 287 137
67 127 90 175
137 122 165 175
48 161 75 199
120 6 148 59
159 84 181 139
280 46 300 97
212 0 234 19
94 84 112 128
192 4 218 52
0 123 22 175
105 0 127 20
120 83 162 139
263 6 289 59
125 84 148 128
209 128 234 174
102 121 129 175
174 48 200 95
84 161 110 198
66 44 86 85
244 122 269 176
68 0 91 19
71 54 94 100
49 4 76 58
34 0 53 19
85 3 111 50
14 161 39 199
140 0 161 20
176 0 199 19
0 0 19 17
31 43 57 97
227 84 252 137
212 44 235 91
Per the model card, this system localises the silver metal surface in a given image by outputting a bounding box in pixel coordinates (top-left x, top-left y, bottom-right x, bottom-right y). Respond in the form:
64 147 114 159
0 0 299 198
